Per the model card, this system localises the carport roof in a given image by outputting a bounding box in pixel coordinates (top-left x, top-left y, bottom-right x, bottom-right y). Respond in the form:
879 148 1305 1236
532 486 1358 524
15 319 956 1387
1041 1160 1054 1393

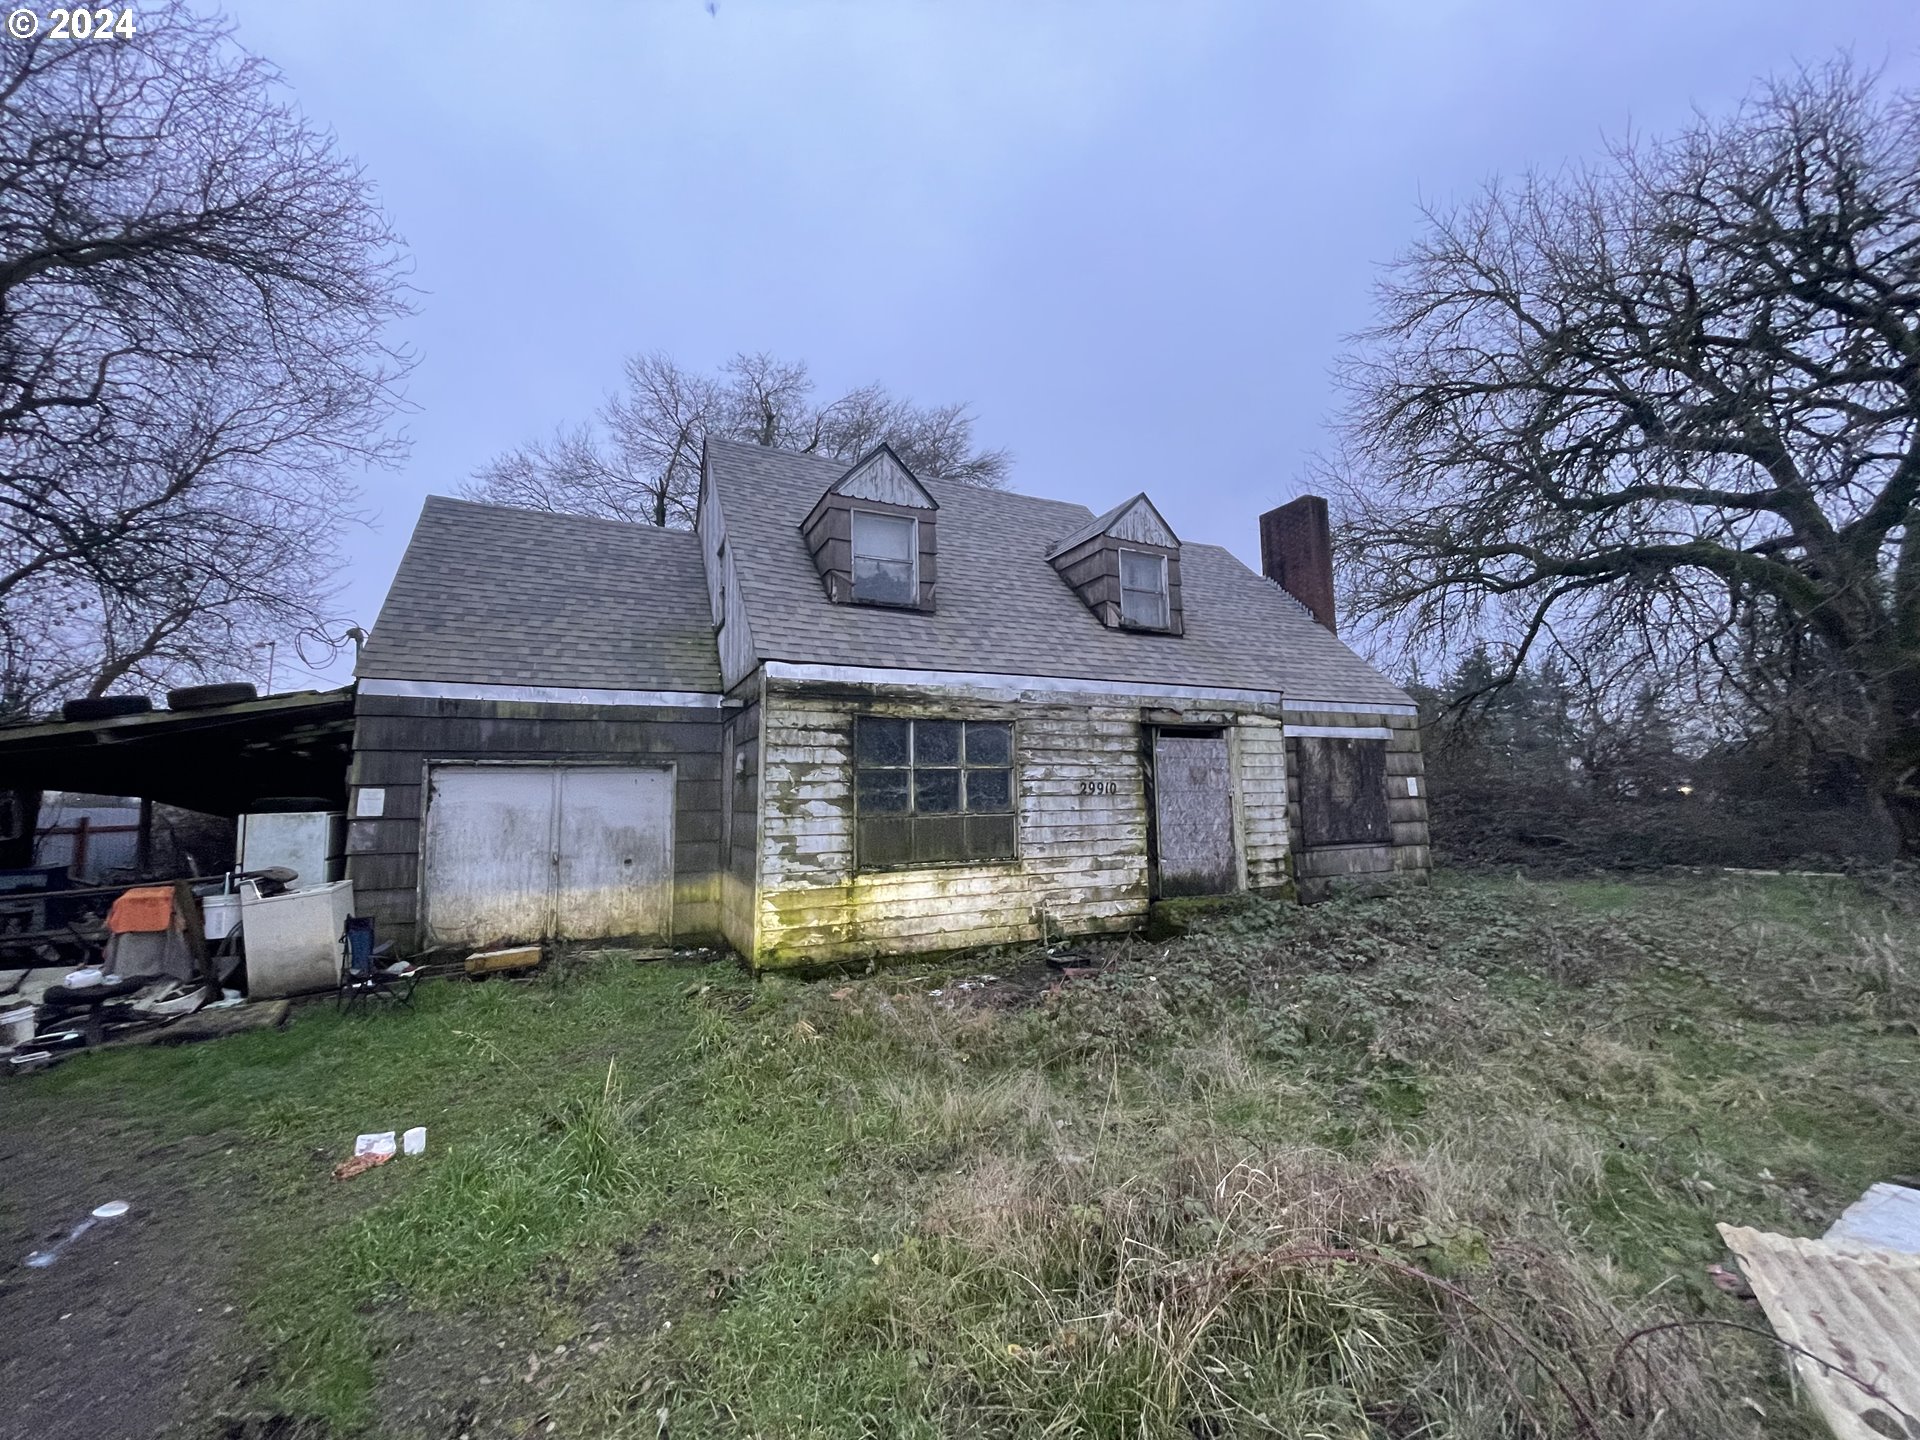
0 688 354 816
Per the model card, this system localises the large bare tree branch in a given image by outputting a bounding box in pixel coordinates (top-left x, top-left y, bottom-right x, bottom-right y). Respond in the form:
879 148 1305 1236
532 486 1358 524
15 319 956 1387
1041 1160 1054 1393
0 3 412 715
464 349 1011 526
1328 59 1920 848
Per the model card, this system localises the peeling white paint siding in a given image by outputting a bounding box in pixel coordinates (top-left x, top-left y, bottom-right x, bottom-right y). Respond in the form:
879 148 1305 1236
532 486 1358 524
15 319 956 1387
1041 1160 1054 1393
1106 497 1178 547
752 679 1293 966
833 449 933 506
1237 717 1290 891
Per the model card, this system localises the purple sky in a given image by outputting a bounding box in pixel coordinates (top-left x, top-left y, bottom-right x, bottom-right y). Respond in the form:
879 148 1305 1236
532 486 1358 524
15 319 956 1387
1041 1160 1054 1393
218 1 1920 692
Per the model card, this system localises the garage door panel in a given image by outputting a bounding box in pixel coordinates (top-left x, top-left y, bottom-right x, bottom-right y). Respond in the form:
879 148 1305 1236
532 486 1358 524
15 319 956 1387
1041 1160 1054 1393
423 767 555 945
556 767 673 941
423 764 675 948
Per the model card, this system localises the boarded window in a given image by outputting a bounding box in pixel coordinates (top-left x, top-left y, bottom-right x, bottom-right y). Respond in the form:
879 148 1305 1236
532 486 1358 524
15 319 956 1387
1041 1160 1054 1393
1119 548 1169 628
1298 736 1390 846
855 716 1016 869
851 511 917 605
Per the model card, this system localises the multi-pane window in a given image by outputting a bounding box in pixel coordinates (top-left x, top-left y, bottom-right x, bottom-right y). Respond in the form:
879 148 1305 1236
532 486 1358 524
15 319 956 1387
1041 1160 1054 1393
851 511 917 605
1119 548 1169 628
855 717 1016 868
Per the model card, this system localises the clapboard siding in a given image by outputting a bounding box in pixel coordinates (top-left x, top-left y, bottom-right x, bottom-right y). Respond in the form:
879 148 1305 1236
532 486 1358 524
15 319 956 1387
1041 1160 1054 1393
345 694 724 948
1284 709 1430 899
1236 717 1291 893
750 677 1290 968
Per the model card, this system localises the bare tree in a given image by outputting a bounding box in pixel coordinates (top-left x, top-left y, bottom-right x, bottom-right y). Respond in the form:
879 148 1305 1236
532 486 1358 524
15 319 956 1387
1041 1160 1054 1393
466 350 1010 526
0 3 411 713
1330 61 1920 851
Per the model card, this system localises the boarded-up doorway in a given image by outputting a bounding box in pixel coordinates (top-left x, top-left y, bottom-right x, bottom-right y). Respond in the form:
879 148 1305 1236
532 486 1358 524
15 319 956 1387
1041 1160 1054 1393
422 764 674 947
1152 729 1237 896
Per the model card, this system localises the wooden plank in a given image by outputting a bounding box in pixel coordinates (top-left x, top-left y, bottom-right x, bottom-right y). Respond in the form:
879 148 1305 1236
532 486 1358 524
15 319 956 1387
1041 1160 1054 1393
1297 844 1397 879
346 852 419 893
466 944 541 976
173 878 216 1002
346 817 421 855
354 694 720 724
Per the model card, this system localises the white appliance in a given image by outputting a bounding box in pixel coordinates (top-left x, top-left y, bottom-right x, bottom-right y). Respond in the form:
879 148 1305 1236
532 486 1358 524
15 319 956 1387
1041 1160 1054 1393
238 811 346 890
241 879 355 997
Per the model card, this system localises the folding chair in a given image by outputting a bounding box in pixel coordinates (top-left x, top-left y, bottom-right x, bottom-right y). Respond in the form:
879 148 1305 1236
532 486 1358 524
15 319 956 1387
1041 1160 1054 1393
337 915 419 1011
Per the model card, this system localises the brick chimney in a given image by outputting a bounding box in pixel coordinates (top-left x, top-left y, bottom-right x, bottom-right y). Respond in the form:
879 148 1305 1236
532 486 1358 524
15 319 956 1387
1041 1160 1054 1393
1259 496 1337 634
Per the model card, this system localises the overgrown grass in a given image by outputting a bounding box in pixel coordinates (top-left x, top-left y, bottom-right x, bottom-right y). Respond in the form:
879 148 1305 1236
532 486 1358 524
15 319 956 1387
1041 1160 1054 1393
9 871 1919 1437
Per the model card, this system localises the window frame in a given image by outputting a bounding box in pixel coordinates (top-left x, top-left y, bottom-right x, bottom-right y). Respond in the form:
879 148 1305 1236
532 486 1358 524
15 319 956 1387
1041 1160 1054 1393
853 715 1019 872
1118 546 1171 629
850 508 920 608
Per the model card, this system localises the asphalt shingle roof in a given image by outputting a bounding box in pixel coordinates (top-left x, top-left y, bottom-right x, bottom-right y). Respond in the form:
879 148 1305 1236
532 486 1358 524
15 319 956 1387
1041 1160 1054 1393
358 496 722 692
708 439 1410 708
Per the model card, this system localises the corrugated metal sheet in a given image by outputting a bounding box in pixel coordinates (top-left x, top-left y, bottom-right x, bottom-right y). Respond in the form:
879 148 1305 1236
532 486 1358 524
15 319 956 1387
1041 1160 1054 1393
1719 1224 1920 1440
1826 1183 1920 1256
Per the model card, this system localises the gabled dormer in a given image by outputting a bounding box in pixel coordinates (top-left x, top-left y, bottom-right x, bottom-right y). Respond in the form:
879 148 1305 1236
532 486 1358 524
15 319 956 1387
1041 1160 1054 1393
800 445 938 609
1048 494 1183 635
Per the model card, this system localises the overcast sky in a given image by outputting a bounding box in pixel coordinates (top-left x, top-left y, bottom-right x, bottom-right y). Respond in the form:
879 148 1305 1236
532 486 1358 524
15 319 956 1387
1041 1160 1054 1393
217 1 1919 691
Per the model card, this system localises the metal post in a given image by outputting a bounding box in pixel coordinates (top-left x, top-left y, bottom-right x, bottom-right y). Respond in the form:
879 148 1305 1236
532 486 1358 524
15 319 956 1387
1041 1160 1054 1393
135 797 154 876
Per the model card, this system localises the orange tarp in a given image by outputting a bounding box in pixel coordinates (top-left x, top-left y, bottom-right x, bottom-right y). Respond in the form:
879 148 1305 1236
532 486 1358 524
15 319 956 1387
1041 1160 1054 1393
105 885 176 935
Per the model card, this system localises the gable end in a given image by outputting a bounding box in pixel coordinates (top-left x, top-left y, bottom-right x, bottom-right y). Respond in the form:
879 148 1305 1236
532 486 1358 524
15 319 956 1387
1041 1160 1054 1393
1105 496 1177 548
1048 494 1184 635
832 446 937 509
800 445 938 610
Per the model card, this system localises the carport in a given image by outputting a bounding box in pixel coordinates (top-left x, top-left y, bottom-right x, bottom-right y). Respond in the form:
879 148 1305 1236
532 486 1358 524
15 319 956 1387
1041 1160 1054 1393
0 688 355 821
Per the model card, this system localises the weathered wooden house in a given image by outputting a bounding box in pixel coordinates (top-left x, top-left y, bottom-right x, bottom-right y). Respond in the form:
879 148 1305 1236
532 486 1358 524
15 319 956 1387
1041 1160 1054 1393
347 439 1428 968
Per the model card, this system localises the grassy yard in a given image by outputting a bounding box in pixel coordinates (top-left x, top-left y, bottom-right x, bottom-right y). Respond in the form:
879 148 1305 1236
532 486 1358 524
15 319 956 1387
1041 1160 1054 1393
7 870 1919 1438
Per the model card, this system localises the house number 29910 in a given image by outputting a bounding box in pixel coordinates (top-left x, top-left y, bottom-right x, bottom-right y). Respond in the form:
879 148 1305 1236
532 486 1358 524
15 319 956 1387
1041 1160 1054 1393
1075 779 1120 797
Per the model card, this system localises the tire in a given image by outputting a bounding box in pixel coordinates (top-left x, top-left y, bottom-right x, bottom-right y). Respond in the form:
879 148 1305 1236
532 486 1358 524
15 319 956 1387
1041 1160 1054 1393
61 695 154 722
166 682 259 711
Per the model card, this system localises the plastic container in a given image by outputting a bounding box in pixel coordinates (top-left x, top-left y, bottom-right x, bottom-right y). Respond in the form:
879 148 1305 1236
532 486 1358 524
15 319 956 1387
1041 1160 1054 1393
2 1007 35 1048
241 879 354 997
202 886 252 941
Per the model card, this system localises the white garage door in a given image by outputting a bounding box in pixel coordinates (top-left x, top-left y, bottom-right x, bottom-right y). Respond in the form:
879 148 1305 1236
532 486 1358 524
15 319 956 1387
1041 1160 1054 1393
423 764 674 947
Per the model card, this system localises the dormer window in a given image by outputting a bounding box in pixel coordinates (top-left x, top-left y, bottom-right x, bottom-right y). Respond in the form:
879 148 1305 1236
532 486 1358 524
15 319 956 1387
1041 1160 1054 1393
1049 493 1184 635
801 444 938 609
852 510 917 606
1119 548 1169 628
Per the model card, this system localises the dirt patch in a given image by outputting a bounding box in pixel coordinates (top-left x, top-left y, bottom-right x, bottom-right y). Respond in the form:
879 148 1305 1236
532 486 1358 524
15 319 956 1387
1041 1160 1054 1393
0 1116 248 1440
370 1237 669 1440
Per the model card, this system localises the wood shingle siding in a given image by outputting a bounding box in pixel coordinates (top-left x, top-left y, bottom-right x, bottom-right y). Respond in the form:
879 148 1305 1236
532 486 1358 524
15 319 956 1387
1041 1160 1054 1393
345 694 725 948
1284 708 1429 899
696 472 759 690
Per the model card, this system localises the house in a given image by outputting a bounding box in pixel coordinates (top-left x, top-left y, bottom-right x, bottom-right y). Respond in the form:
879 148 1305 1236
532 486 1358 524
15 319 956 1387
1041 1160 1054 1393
346 439 1428 968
